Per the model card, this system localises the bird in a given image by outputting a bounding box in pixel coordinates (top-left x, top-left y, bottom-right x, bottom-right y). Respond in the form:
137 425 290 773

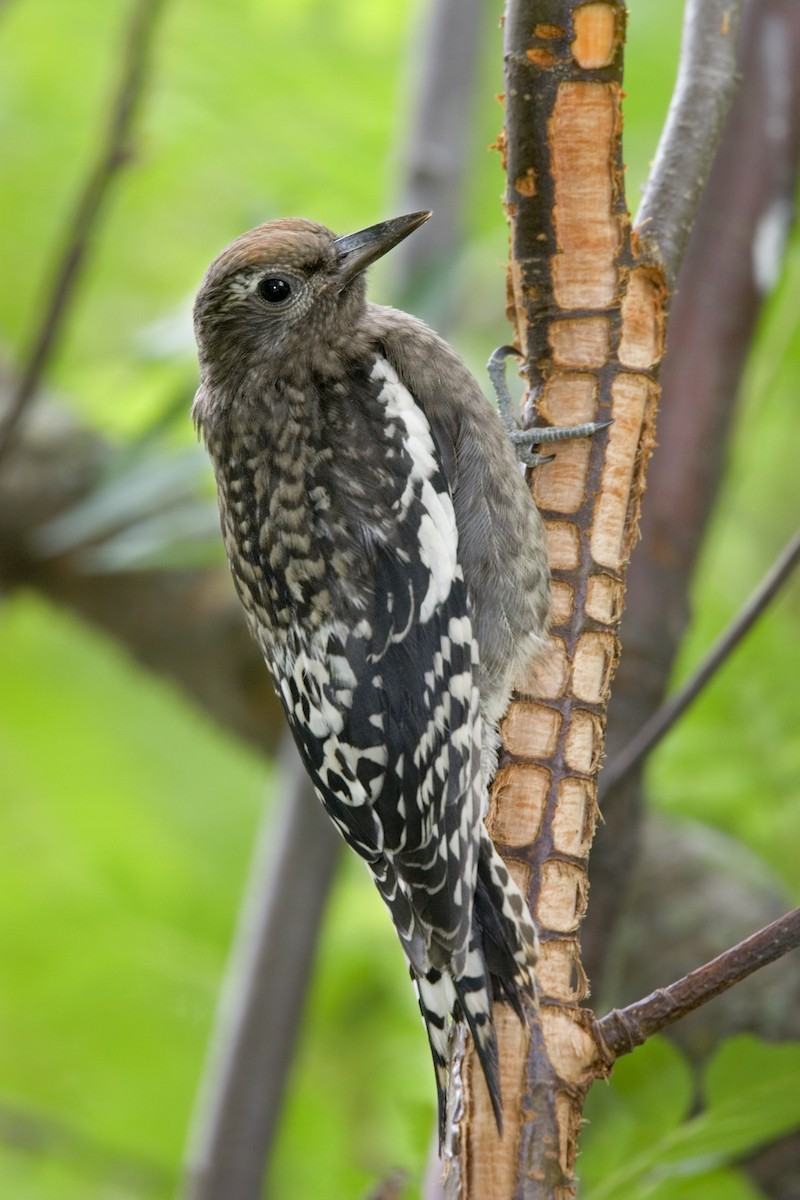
192 211 602 1145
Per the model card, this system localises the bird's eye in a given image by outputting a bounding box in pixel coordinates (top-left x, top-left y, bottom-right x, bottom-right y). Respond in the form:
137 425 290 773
257 276 292 304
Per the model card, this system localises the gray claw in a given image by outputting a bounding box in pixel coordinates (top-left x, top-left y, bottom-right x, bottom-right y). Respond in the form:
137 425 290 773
531 418 614 444
487 345 523 432
487 346 613 467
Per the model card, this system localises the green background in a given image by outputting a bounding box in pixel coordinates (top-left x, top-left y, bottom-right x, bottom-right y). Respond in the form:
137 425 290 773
1 2 798 1196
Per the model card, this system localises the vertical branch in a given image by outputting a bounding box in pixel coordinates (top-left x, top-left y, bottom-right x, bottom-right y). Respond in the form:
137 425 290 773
458 5 641 1195
393 0 484 307
454 0 743 1193
180 739 340 1200
0 0 166 466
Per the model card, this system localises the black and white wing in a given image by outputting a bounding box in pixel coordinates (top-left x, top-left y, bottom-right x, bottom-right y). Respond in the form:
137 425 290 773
275 357 502 1136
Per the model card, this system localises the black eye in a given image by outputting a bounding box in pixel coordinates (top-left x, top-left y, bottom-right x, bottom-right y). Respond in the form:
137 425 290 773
257 276 292 303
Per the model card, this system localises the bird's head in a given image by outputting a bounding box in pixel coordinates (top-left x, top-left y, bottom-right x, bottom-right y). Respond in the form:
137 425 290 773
193 211 430 393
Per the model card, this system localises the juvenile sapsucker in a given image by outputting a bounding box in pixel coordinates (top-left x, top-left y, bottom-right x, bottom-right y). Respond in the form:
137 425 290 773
193 212 577 1142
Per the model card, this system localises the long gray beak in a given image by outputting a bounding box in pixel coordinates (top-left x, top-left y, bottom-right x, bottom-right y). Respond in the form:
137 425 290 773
334 211 431 288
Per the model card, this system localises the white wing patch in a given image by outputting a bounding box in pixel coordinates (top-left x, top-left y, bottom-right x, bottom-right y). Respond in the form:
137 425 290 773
370 356 458 621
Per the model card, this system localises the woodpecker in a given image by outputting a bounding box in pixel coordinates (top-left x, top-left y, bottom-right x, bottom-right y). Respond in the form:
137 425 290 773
193 212 602 1143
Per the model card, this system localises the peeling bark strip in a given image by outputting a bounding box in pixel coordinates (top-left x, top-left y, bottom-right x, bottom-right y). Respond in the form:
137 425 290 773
456 3 667 1196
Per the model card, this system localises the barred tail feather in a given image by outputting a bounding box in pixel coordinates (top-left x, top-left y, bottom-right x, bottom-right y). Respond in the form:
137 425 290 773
475 829 539 1012
415 968 458 1148
416 957 503 1147
412 838 538 1148
452 943 503 1134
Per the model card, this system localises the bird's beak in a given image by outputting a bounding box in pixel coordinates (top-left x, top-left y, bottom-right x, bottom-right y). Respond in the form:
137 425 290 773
334 211 431 288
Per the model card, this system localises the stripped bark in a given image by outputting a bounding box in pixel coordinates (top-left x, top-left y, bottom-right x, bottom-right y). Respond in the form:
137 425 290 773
455 7 639 1194
453 1 745 1196
4 0 796 1193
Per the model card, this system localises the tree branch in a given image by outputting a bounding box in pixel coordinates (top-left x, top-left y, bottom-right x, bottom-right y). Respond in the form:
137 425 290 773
0 0 165 466
455 3 636 1195
635 0 745 284
599 527 800 799
595 908 800 1061
180 739 340 1200
392 0 484 312
454 0 759 1193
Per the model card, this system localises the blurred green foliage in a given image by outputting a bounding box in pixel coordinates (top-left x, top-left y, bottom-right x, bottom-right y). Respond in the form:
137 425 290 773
650 236 800 896
579 1036 800 1199
0 1 798 1197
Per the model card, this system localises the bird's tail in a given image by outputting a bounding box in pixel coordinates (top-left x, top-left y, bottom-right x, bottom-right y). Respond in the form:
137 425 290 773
414 966 460 1148
474 826 539 1013
415 943 502 1149
415 831 538 1147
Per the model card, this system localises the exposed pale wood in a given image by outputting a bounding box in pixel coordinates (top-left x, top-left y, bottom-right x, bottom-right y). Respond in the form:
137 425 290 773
502 702 563 759
550 82 621 308
462 1011 530 1200
490 765 548 846
548 317 611 367
458 2 648 1194
571 3 621 69
452 0 755 1192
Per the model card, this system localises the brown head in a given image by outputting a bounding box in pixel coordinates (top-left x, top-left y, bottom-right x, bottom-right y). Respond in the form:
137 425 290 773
193 212 431 403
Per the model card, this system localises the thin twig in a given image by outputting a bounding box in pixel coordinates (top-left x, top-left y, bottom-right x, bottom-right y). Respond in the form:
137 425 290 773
363 1170 410 1200
600 527 800 800
595 908 800 1060
636 0 745 285
0 0 165 467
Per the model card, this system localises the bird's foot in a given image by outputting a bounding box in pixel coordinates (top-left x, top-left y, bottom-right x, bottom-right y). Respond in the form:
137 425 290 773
487 344 612 468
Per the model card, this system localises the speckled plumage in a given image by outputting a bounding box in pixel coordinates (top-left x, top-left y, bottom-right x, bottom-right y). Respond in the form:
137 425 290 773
192 214 547 1143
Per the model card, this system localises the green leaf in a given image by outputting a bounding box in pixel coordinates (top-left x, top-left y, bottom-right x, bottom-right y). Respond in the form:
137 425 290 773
640 1165 765 1200
580 1037 800 1200
580 1037 693 1190
661 1036 800 1163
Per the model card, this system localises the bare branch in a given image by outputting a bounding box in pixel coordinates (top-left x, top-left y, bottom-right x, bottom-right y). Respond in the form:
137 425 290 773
599 527 800 799
455 3 638 1195
179 739 340 1200
0 0 165 466
459 0 775 1191
392 0 484 307
636 0 745 284
595 908 800 1060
